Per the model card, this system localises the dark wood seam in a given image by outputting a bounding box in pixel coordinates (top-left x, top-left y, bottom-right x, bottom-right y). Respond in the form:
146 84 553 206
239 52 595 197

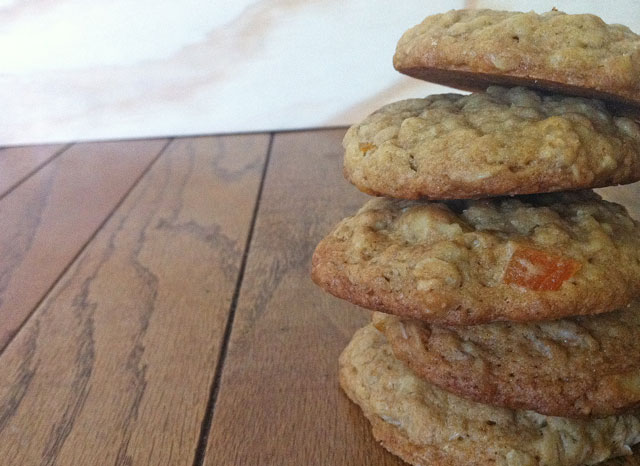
0 143 73 201
0 138 174 357
192 132 275 466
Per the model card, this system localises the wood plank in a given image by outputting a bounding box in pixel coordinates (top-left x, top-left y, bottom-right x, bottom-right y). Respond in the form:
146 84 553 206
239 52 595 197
0 134 270 465
0 139 168 351
202 129 404 465
0 144 67 197
201 130 640 465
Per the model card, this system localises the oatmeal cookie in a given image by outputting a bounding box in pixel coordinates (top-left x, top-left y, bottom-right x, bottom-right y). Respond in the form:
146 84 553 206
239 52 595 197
343 87 640 199
340 324 640 466
374 307 640 418
393 9 640 108
312 192 640 325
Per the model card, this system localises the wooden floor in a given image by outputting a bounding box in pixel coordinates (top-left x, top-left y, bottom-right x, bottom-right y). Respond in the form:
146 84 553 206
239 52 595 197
0 130 639 466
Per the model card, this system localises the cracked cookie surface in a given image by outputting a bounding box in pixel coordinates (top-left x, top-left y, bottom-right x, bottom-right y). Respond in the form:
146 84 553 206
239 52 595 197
343 87 640 200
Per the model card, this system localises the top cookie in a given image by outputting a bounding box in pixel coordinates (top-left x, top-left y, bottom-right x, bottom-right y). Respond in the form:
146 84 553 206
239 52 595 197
343 86 640 200
394 9 640 108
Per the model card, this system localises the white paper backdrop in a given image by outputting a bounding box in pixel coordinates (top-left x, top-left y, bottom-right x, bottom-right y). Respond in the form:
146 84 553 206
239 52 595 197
1 0 638 145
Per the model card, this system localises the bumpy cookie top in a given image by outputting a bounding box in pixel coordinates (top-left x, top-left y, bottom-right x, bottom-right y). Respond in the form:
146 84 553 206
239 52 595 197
343 87 640 199
374 306 640 418
340 325 640 466
394 9 640 107
312 192 640 325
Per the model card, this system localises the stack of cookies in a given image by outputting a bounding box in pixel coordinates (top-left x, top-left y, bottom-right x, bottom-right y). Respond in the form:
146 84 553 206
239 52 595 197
311 9 640 466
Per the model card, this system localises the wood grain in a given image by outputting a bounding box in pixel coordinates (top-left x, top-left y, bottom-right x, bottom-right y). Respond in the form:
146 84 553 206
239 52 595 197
0 139 167 351
202 129 404 465
0 135 269 465
0 144 67 197
1 131 638 466
201 131 640 465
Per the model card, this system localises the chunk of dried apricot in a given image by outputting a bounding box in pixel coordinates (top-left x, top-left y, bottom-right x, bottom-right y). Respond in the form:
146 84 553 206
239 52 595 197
503 246 581 291
359 142 377 153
